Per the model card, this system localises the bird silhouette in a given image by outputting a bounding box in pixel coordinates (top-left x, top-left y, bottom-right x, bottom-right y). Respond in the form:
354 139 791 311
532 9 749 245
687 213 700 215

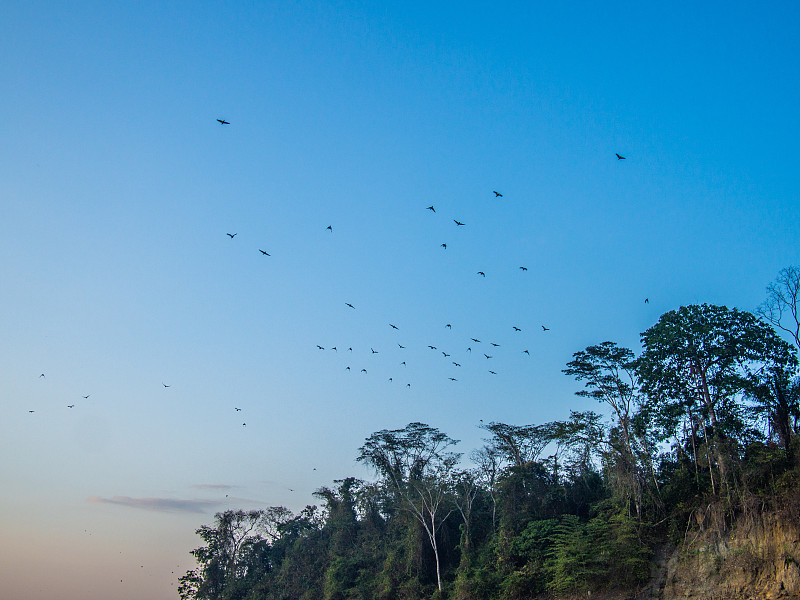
28 410 35 413
453 362 461 367
445 324 452 329
523 350 530 355
428 345 437 350
317 345 325 350
345 303 355 309
467 347 472 353
442 352 450 357
441 243 447 249
217 119 230 125
226 233 237 238
491 343 500 347
389 324 398 329
346 366 351 371
645 298 650 304
361 369 367 373
541 325 550 331
489 370 497 375
471 338 481 343
477 271 485 277
454 220 465 226
242 423 246 427
398 344 405 349
331 347 337 352
371 348 379 354
163 383 170 388
67 405 75 408
400 361 406 366
235 408 242 411
616 153 626 160
493 191 502 197
326 225 333 232
426 206 435 212
513 326 521 331
39 373 45 378
388 378 392 382
449 377 458 381
484 354 493 359
520 266 527 271
82 395 90 399
259 249 270 256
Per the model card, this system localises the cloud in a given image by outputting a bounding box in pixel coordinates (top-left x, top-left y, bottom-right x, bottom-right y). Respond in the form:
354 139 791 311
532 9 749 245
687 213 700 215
87 496 220 514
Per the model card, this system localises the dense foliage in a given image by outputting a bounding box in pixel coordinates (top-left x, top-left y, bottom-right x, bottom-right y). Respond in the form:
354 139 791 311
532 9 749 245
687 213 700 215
180 273 800 600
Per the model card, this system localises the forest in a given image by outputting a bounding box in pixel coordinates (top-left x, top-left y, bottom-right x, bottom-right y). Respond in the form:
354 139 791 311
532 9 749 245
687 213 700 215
177 267 800 600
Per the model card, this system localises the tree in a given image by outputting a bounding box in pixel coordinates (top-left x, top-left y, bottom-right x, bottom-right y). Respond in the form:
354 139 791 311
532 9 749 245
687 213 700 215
179 509 278 600
564 342 643 517
637 304 789 497
357 422 461 593
758 266 800 352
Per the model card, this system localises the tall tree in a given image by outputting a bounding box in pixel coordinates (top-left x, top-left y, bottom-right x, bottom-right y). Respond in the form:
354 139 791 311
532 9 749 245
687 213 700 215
564 342 643 516
758 266 800 352
357 422 460 593
637 304 788 497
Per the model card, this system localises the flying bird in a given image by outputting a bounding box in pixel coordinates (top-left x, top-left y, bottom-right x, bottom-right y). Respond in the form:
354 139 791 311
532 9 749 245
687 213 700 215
493 191 502 197
520 266 527 271
389 324 398 329
235 408 242 411
645 298 650 304
317 345 325 350
28 410 35 413
345 366 351 371
616 153 626 160
484 354 493 359
541 325 550 331
331 347 337 352
326 225 333 232
491 343 500 347
226 233 237 238
398 344 405 349
426 206 435 212
445 324 452 329
361 369 367 373
39 373 45 378
489 370 497 375
449 377 458 381
259 249 270 256
477 271 485 277
442 352 450 357
441 243 447 249
428 345 437 350
400 361 406 366
345 303 355 309
162 383 170 388
217 119 230 125
471 338 481 343
467 347 472 353
453 362 461 367
67 404 75 408
454 220 465 226
371 348 379 354
513 326 521 331
523 350 530 355
82 395 90 399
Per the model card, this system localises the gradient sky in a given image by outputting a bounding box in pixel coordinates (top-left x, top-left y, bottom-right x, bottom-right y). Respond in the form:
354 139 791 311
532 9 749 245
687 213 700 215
2 2 799 599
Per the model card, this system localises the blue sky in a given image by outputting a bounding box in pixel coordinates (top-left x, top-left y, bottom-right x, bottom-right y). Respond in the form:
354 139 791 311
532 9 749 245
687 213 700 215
1 2 798 599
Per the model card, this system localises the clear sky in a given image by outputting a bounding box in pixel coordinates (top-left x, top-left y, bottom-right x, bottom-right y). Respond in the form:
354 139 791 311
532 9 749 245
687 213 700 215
1 2 798 599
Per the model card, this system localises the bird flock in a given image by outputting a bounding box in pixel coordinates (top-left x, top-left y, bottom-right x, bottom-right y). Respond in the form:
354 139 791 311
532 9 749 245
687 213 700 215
24 117 632 427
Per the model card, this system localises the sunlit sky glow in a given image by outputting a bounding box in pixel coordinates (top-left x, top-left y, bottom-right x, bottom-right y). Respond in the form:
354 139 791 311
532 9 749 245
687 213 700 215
1 2 798 599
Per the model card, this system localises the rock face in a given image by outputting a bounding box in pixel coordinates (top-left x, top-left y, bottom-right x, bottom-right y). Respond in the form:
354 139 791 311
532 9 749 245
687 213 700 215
661 509 800 600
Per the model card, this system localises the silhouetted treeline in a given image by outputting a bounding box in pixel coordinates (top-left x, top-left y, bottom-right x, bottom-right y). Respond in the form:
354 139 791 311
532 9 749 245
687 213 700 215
179 270 800 600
